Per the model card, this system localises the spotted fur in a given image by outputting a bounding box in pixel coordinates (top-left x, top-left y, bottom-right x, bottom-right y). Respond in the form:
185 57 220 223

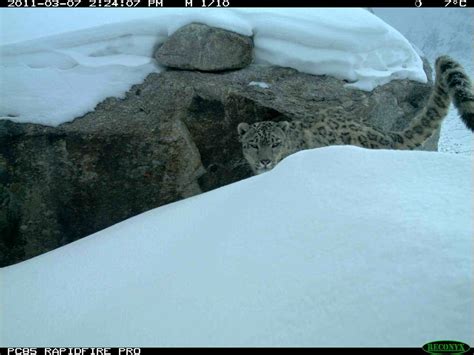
238 56 473 174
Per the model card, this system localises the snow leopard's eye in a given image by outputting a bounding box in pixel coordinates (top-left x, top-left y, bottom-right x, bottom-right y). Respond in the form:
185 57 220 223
249 144 259 149
272 142 281 148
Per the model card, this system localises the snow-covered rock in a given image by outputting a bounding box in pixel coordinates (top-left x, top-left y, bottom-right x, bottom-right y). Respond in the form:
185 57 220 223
0 8 426 126
1 146 472 346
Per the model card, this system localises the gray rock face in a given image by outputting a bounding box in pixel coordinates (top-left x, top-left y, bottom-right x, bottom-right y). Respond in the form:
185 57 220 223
0 60 435 267
155 23 253 71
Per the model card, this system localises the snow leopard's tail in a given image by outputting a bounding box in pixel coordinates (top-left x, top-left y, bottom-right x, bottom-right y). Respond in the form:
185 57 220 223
438 56 474 132
393 56 473 149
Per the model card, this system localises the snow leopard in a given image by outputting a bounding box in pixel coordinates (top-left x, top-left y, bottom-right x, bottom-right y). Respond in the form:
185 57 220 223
237 56 474 175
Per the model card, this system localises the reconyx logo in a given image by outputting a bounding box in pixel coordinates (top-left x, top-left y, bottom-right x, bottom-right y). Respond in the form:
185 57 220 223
422 340 471 354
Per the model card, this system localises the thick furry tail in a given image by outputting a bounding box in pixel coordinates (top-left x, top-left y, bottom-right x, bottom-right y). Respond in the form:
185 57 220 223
437 55 474 132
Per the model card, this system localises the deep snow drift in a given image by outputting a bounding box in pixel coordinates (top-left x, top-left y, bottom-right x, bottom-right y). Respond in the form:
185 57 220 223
0 8 426 126
2 146 472 347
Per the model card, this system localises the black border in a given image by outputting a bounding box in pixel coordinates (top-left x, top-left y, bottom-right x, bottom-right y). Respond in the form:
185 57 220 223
3 348 471 353
0 0 472 8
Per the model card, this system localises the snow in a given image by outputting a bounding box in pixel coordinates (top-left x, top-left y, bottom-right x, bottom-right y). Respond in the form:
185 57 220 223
248 81 271 89
0 8 426 126
1 146 472 347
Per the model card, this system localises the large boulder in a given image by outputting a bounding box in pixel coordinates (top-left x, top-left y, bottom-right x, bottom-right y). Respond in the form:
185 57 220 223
0 59 435 267
155 23 254 71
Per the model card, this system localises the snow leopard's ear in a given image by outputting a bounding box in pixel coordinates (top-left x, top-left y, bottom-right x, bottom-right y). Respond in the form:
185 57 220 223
237 123 250 137
277 121 290 132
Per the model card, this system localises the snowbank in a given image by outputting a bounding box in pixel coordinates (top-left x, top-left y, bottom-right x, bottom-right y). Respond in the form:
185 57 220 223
0 8 426 126
2 146 471 347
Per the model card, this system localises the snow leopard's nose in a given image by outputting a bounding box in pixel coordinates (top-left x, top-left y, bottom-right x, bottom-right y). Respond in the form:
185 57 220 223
260 159 271 166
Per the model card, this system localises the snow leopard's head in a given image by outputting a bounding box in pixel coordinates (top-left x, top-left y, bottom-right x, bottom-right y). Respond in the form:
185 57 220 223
237 121 290 175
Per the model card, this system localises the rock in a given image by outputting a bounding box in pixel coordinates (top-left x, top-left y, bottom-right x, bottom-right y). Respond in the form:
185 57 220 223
155 23 253 71
0 58 435 267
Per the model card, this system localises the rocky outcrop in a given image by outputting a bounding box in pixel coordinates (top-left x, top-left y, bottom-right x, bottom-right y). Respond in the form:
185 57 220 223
155 23 254 71
0 29 436 267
